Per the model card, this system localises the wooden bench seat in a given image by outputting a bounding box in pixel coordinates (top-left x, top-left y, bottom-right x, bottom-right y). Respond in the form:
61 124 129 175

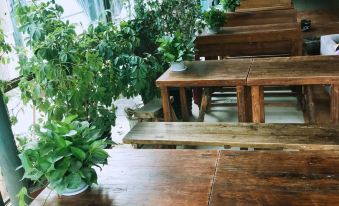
123 122 339 150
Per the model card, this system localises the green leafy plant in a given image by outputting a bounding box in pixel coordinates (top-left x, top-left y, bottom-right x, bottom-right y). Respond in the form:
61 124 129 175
0 26 11 64
157 31 195 63
130 0 204 102
18 115 110 195
203 7 227 32
221 0 241 12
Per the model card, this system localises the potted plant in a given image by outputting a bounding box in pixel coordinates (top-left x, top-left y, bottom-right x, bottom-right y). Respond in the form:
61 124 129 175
221 0 241 12
157 31 195 72
203 7 227 34
18 115 110 196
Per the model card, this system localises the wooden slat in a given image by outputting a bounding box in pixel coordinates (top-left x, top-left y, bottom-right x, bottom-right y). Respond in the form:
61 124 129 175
30 150 218 206
123 122 339 150
210 150 339 206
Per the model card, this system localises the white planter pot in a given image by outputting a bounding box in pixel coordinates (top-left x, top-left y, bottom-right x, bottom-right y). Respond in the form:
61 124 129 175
170 62 186 72
61 181 89 196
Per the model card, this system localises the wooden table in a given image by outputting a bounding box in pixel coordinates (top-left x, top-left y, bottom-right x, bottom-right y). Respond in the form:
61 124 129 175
247 55 339 123
226 8 297 27
236 0 293 12
195 23 302 59
156 59 252 122
31 149 339 206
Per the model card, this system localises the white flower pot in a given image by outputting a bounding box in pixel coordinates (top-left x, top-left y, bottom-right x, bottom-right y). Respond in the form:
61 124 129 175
170 62 186 72
61 181 89 196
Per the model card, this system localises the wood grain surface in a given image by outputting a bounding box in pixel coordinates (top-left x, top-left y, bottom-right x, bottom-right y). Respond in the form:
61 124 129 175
236 0 292 12
30 150 219 206
156 59 252 87
31 149 339 206
196 23 302 58
226 9 297 27
210 150 339 206
123 122 339 150
247 55 339 85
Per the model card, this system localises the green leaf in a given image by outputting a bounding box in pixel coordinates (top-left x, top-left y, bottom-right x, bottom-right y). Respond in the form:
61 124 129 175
71 147 86 161
64 115 78 124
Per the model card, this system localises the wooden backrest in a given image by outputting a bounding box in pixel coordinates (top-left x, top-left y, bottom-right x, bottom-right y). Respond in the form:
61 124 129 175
236 0 293 12
123 122 339 150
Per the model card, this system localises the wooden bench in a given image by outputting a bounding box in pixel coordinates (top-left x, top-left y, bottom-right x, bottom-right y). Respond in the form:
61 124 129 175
123 122 339 151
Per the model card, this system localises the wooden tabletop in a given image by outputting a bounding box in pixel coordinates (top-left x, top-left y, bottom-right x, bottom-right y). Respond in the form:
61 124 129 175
247 55 339 85
156 59 252 87
226 9 297 27
31 149 339 206
236 0 292 12
30 150 218 206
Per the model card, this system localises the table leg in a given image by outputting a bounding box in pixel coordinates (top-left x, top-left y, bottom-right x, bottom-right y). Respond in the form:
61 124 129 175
179 87 189 122
198 88 211 122
160 87 172 122
236 86 247 122
331 84 339 124
251 86 265 123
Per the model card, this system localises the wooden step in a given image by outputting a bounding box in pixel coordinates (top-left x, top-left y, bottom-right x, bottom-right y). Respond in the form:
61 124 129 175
123 122 339 150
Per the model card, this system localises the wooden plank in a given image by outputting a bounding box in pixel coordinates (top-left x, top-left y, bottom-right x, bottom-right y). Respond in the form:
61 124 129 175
123 122 339 150
134 99 162 119
236 0 292 12
196 23 301 58
247 56 339 86
226 9 297 27
160 87 171 122
156 59 251 87
210 150 339 206
30 150 218 206
251 86 265 123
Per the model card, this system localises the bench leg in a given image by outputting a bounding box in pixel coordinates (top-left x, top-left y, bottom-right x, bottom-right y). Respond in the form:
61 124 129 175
160 87 172 122
331 84 339 124
251 86 265 123
198 88 211 122
179 87 189 122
